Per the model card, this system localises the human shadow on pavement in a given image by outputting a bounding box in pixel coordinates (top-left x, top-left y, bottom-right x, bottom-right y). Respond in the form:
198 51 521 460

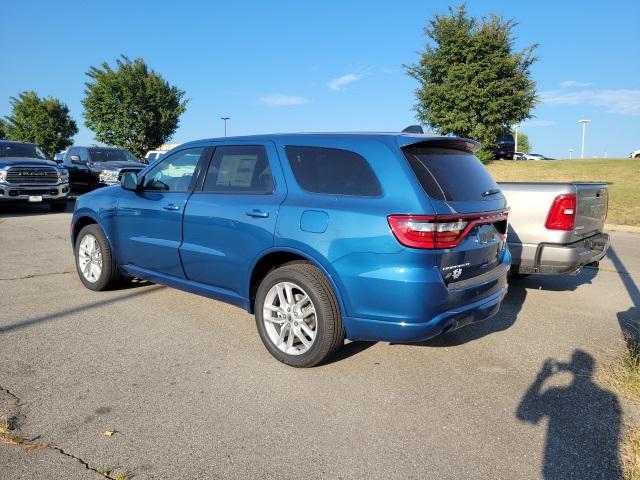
517 350 622 479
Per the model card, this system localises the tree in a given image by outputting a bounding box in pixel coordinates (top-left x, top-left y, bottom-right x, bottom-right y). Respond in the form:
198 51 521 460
514 130 530 153
405 5 537 160
4 91 78 157
0 118 6 140
82 56 188 158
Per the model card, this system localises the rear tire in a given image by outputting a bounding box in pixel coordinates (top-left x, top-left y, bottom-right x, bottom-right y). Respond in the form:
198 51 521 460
255 261 344 367
75 224 121 291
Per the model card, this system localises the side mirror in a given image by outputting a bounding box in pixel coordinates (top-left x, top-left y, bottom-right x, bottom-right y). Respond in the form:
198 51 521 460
121 172 139 191
70 155 83 164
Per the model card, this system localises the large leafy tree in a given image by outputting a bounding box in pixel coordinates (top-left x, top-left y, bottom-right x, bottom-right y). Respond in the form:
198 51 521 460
82 56 188 158
405 5 537 159
4 91 78 157
0 119 6 140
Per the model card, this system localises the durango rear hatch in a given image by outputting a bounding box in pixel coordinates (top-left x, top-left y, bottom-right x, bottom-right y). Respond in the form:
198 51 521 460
393 140 509 285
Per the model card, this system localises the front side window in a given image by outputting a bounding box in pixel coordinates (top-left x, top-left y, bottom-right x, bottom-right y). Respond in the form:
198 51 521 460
284 146 381 196
202 145 274 194
78 148 89 162
142 147 204 192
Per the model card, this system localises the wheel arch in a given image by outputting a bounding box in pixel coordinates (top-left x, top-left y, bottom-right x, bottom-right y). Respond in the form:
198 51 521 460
247 247 347 318
72 215 99 247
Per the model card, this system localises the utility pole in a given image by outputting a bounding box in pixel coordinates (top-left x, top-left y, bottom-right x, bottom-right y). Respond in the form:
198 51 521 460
513 124 519 154
569 149 573 160
220 117 230 137
578 119 591 159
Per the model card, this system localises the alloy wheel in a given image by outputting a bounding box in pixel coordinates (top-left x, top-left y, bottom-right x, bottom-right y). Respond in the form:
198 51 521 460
262 281 317 355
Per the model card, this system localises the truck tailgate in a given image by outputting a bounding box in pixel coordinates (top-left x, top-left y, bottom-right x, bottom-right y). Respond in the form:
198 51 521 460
573 183 608 241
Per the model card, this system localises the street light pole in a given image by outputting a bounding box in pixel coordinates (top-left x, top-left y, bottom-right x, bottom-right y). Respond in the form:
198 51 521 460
578 119 591 159
220 117 230 137
513 124 519 154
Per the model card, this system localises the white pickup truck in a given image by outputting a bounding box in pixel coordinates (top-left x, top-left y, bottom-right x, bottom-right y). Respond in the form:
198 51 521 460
499 182 610 275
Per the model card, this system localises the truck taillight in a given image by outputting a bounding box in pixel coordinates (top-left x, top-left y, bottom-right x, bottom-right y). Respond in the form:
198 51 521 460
388 212 508 249
545 194 577 231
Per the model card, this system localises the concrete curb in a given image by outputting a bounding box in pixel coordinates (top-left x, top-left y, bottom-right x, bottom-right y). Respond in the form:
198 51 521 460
605 224 640 234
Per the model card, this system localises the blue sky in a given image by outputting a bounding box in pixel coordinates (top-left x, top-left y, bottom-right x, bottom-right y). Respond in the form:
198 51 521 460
2 0 639 158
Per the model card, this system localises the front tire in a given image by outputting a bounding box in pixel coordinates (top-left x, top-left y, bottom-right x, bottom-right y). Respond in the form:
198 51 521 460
255 262 344 367
75 224 121 291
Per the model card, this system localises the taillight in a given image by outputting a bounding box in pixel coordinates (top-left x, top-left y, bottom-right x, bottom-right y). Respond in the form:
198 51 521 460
388 212 508 249
545 194 577 231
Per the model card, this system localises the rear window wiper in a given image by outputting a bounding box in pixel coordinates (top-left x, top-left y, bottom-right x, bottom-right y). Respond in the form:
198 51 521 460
481 188 501 197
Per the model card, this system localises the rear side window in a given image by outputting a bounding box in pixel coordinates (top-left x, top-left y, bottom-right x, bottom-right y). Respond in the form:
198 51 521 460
285 146 381 196
403 147 500 202
202 145 274 194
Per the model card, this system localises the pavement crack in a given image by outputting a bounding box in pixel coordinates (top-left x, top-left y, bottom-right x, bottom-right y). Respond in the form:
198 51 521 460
0 384 121 479
49 445 120 479
0 270 74 281
0 384 21 404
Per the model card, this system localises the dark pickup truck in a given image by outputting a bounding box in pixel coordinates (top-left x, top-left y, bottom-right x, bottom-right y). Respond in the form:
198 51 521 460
0 140 70 211
62 146 146 193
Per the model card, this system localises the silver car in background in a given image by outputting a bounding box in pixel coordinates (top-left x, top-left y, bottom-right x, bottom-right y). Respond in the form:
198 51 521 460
500 182 610 275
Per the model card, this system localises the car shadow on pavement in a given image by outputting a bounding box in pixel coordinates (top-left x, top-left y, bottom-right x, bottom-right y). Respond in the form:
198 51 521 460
0 285 164 335
0 201 73 217
418 281 528 347
517 350 622 479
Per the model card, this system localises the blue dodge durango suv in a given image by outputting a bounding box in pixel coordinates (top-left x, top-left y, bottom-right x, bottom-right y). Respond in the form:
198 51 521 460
71 133 510 367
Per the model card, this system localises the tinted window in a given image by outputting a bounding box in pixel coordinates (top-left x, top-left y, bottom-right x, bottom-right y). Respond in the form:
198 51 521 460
284 146 381 196
89 148 137 163
403 146 500 202
79 148 89 162
0 143 47 159
142 147 203 192
202 145 274 194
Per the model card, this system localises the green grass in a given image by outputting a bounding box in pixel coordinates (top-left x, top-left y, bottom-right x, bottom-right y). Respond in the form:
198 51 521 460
601 350 640 479
486 158 640 226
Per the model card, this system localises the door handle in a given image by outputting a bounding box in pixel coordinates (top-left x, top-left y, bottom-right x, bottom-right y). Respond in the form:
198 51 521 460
163 204 180 211
246 209 269 218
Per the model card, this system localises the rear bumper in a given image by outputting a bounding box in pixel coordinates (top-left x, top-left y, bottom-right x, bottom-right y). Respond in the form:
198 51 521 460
512 232 610 275
0 183 69 202
345 283 508 343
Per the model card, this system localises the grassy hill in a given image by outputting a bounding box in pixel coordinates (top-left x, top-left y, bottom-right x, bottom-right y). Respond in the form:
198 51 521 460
486 159 640 227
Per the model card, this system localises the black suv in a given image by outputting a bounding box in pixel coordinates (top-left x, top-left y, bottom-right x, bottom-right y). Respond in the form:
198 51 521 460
63 146 146 193
494 133 515 160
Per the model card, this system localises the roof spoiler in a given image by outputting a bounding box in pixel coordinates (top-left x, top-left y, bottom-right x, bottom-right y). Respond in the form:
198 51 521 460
398 137 480 154
401 125 424 134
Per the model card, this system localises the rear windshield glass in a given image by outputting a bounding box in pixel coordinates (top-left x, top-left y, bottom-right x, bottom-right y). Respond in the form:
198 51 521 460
285 146 381 196
403 147 500 202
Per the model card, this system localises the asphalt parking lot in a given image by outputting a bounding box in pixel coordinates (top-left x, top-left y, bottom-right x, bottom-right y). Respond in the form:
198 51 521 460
1 203 638 479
